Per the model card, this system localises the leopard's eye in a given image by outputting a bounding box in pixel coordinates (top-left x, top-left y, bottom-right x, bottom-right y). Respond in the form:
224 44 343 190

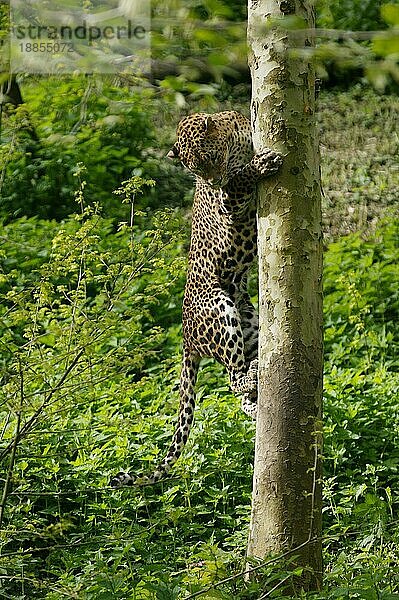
200 150 213 162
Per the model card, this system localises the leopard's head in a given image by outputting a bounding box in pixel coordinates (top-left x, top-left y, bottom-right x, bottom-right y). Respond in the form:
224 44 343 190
167 113 230 188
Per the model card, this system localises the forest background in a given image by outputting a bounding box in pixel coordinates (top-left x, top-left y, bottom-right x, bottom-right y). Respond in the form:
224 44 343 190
0 0 398 598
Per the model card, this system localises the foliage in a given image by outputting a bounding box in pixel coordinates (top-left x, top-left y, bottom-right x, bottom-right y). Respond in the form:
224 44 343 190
150 0 399 95
0 151 398 599
316 0 399 31
322 220 399 598
2 0 399 108
317 87 399 241
151 0 248 97
288 1 399 90
2 80 398 233
0 2 397 596
0 76 192 221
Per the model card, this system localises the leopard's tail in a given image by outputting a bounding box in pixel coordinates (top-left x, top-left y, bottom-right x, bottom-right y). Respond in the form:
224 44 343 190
110 349 200 487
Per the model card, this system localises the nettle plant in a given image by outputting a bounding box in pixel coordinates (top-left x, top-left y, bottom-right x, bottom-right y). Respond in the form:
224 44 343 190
0 170 186 518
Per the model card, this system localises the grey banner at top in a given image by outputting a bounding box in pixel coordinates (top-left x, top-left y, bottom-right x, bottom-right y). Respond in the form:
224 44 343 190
8 0 150 74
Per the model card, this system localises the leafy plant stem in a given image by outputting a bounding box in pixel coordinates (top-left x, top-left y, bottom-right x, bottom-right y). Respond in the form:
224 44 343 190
0 359 23 528
0 348 85 461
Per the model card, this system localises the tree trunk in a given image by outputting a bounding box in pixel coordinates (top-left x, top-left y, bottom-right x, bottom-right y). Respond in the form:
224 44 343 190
247 0 323 592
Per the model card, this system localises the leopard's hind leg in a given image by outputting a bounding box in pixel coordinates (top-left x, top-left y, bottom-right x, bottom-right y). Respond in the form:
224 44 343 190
195 289 258 399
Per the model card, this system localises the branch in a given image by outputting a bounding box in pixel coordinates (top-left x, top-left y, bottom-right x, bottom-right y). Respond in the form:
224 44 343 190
0 358 23 527
0 348 85 461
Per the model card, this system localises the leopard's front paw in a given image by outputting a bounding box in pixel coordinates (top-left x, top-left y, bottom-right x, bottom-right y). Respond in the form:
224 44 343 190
252 150 283 178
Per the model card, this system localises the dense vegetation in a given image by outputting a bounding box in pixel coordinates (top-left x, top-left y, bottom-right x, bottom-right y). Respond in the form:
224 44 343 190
0 3 398 597
0 79 398 597
0 78 194 221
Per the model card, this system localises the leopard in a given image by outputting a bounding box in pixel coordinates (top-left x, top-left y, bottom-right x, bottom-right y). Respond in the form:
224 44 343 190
111 110 282 487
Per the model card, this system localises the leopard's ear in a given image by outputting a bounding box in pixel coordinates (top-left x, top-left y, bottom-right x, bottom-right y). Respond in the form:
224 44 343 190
166 144 179 159
204 115 216 134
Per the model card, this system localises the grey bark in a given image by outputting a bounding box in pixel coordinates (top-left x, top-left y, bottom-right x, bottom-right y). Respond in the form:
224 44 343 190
247 0 323 591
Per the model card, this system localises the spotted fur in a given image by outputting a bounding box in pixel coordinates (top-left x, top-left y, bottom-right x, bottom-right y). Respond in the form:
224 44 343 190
111 111 282 487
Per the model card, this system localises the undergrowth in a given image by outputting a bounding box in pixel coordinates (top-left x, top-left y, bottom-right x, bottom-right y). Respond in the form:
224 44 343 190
0 77 398 600
0 164 398 597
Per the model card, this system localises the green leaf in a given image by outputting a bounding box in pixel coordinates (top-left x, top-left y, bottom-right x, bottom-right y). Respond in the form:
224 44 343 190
381 4 399 25
372 33 399 56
